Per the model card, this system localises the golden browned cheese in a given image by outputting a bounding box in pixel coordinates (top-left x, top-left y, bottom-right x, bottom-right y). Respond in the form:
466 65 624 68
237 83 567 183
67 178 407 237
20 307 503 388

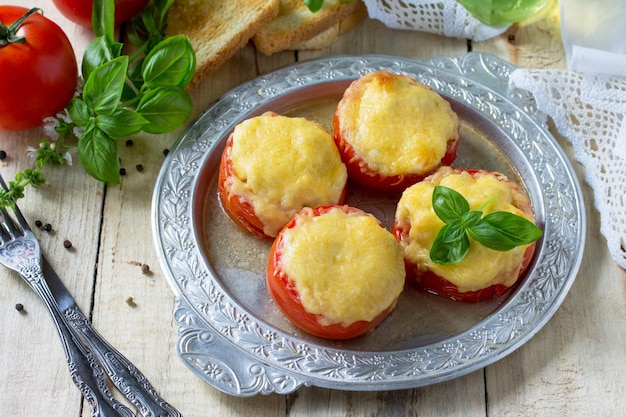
280 207 405 326
395 167 535 292
224 113 347 237
337 70 459 176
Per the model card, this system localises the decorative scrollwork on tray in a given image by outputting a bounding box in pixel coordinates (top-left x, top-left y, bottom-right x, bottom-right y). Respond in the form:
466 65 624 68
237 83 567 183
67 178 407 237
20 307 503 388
153 53 585 396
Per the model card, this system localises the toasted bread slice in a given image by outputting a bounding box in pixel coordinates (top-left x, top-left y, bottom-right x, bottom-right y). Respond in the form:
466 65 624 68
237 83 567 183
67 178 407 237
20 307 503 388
288 1 366 50
253 0 363 55
165 0 279 89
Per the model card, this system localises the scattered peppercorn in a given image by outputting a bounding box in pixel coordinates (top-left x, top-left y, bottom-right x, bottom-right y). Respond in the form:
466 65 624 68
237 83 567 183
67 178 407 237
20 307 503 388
140 264 150 274
15 303 24 312
126 139 134 147
135 164 144 172
0 150 6 160
119 168 127 176
35 220 43 228
63 239 72 249
163 149 169 156
125 297 137 308
43 223 52 232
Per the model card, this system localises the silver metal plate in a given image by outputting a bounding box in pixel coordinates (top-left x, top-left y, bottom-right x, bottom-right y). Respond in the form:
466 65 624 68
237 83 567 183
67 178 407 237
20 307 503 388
151 53 585 396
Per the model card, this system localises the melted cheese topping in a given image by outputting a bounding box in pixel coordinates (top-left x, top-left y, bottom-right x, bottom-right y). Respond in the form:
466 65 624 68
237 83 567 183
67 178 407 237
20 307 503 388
226 114 347 237
280 207 405 326
395 168 535 292
338 71 459 176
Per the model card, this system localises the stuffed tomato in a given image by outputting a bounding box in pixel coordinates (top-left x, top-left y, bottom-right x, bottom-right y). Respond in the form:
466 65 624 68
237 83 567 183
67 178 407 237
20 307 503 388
392 167 540 302
333 70 459 192
218 111 347 239
266 205 406 340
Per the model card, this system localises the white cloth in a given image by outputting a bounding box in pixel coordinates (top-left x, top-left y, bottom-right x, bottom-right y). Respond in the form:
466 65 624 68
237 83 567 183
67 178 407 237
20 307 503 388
362 0 509 41
510 69 626 269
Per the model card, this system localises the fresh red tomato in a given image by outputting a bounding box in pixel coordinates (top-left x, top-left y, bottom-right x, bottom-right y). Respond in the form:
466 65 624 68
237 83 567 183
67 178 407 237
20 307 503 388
266 205 399 340
391 168 537 302
52 0 149 27
0 6 77 131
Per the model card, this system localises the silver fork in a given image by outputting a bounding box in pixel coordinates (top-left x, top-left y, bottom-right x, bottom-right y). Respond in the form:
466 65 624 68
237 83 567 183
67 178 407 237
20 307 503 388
0 175 181 417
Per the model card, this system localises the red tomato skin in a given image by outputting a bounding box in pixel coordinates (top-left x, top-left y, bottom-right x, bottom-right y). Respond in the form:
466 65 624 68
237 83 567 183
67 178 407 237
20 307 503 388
52 0 149 27
0 6 77 131
391 168 537 302
333 110 459 192
218 133 347 240
266 205 394 340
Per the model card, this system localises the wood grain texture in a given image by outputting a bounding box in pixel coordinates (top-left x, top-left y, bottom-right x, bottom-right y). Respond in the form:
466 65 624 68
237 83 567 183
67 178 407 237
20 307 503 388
1 1 624 416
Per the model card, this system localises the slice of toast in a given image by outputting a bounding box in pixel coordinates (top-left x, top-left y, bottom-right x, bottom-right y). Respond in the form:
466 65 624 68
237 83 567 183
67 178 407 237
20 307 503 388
165 0 279 89
288 1 367 50
253 0 363 55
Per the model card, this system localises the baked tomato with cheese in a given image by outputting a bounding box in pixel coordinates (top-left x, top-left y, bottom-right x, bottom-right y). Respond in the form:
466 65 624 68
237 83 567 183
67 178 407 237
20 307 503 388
392 167 538 302
267 205 405 339
333 70 459 192
218 112 347 239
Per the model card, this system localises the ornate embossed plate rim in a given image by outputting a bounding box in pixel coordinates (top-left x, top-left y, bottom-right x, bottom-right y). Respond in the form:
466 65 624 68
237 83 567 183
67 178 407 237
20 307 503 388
152 53 585 396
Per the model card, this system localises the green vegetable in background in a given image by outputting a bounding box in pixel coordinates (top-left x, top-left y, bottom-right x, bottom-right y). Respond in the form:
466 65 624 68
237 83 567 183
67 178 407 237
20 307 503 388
304 0 355 13
0 0 195 207
429 185 543 265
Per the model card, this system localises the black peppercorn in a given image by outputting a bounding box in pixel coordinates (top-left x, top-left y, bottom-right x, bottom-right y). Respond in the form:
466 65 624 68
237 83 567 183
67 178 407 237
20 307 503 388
63 240 72 249
35 220 43 228
125 139 134 147
43 223 52 232
15 303 24 312
140 264 150 274
136 164 144 172
163 148 170 156
119 168 127 176
0 150 6 160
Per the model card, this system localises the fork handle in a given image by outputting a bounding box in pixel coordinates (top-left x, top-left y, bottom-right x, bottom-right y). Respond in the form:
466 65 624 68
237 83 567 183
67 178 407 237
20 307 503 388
24 272 134 417
64 307 182 417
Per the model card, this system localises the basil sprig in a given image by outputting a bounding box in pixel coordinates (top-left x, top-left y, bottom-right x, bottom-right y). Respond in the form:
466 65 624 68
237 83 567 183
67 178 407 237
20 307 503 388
429 185 543 265
71 0 195 183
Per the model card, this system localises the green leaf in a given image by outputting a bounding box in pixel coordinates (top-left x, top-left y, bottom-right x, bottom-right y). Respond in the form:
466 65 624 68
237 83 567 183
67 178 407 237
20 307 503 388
68 98 92 127
304 0 325 12
83 56 129 115
95 108 149 138
432 185 469 223
469 212 543 251
82 36 123 80
92 0 115 45
136 86 193 133
77 128 120 183
430 222 470 265
142 35 196 88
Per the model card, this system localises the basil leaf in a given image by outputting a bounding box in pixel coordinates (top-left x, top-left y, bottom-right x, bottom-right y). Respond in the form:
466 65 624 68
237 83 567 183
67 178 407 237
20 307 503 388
68 98 92 127
469 212 543 251
136 86 193 133
82 36 123 80
304 0 325 12
83 56 129 116
460 210 483 229
432 185 469 223
142 35 196 88
430 222 470 265
77 127 120 184
92 0 115 46
96 109 148 138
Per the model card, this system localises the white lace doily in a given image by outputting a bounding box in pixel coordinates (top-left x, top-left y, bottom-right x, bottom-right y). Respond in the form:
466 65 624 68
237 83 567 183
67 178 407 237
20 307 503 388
362 0 509 41
511 69 626 269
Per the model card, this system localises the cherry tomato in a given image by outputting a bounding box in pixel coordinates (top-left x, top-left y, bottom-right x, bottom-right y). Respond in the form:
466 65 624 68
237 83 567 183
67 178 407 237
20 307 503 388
391 168 538 302
0 7 77 131
52 0 149 27
266 205 399 340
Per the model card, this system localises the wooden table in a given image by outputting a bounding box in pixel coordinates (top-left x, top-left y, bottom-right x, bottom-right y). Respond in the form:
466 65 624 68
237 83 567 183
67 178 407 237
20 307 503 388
1 1 624 416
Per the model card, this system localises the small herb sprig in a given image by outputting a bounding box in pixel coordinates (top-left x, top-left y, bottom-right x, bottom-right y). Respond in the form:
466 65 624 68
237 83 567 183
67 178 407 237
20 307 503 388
304 0 355 13
429 185 543 265
0 0 195 208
